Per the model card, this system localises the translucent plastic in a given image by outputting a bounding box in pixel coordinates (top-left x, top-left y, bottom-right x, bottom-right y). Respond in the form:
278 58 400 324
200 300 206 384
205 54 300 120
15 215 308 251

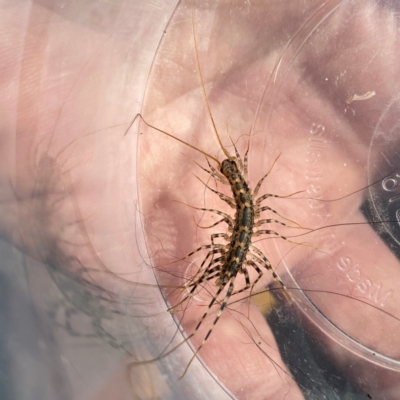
1 1 400 399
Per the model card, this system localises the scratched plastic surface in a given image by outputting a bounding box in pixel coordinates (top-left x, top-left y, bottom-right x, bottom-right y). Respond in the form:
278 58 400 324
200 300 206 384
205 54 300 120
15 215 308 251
2 1 400 400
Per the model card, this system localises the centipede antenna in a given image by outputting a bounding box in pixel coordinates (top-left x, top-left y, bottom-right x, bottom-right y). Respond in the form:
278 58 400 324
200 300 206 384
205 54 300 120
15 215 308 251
133 113 221 166
191 13 231 160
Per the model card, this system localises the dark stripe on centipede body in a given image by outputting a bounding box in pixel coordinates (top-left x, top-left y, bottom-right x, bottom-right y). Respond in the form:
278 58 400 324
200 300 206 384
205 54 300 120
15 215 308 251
234 246 244 259
242 206 252 226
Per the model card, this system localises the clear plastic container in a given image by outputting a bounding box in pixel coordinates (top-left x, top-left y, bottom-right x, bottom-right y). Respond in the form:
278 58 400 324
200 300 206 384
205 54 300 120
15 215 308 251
2 0 400 399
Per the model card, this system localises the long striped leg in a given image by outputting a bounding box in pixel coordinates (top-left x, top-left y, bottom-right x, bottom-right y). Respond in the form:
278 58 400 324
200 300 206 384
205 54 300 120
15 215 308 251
194 208 234 230
185 253 226 290
243 138 250 179
175 202 235 229
183 233 229 290
225 128 245 173
182 236 227 286
187 156 226 183
196 217 233 230
168 252 225 313
210 232 230 243
229 261 263 318
164 243 225 302
254 203 306 228
253 228 309 247
253 153 282 197
182 262 224 302
154 242 225 269
189 266 224 287
255 218 293 228
193 175 236 208
249 245 288 292
183 232 229 298
230 261 263 298
182 232 229 296
248 245 293 305
228 261 267 316
230 267 251 297
224 122 250 180
186 134 227 183
255 190 304 205
184 250 223 287
180 277 236 378
253 228 289 240
128 276 228 375
245 260 263 294
204 157 228 184
238 126 252 179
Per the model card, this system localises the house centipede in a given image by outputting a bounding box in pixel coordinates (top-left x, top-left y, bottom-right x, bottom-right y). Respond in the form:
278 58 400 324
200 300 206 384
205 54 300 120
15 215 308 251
129 14 311 382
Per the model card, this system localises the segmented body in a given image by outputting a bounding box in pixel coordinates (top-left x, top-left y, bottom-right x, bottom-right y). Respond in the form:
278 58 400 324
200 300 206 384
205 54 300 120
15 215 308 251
192 157 258 345
219 158 254 287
